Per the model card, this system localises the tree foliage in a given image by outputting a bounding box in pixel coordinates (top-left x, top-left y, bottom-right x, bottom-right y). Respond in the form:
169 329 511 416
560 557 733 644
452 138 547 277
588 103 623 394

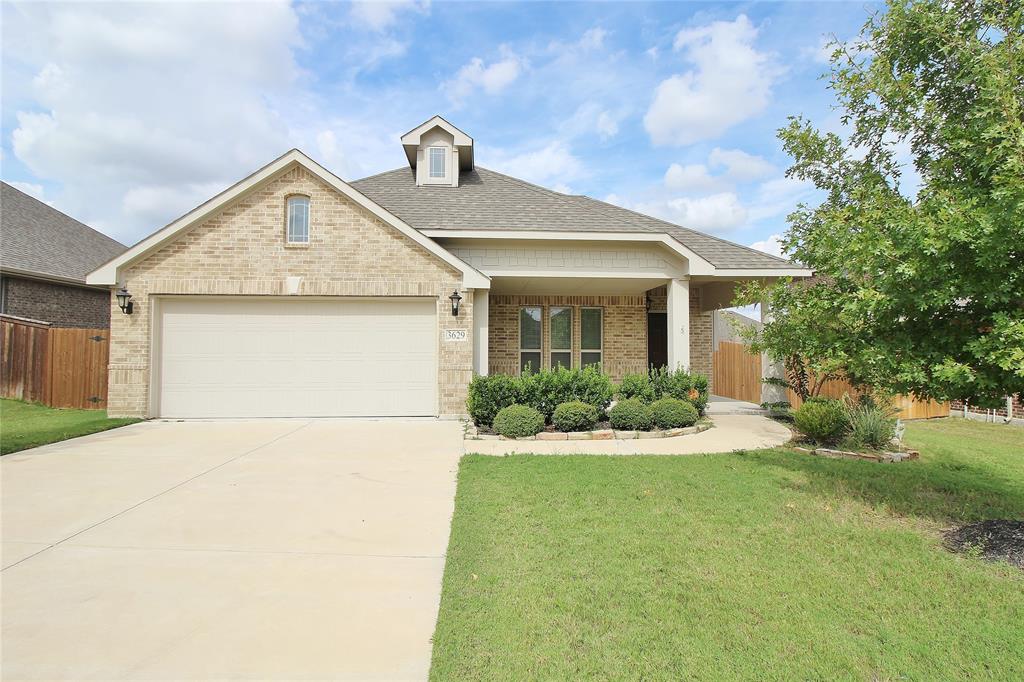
740 0 1024 406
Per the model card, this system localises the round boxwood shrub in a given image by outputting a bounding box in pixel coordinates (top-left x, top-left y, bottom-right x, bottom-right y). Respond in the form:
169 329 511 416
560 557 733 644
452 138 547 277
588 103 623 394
650 397 699 429
793 399 848 444
608 398 653 431
492 404 545 438
551 400 599 432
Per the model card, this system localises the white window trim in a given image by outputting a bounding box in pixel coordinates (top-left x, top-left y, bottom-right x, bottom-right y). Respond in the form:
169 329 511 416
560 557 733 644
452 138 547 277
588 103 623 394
286 195 310 244
549 306 572 369
580 306 603 369
519 306 542 375
428 147 446 178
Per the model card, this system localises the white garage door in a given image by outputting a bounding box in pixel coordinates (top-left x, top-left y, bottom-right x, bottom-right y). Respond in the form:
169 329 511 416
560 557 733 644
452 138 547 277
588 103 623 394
157 298 437 418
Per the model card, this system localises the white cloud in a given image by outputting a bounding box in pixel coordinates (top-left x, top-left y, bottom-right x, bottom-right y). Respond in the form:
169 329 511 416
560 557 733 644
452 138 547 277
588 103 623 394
442 48 524 107
595 111 619 140
349 1 430 31
709 147 776 182
5 1 302 243
579 27 608 50
637 192 748 233
481 141 584 188
644 15 781 146
6 181 46 201
663 163 721 193
749 233 785 258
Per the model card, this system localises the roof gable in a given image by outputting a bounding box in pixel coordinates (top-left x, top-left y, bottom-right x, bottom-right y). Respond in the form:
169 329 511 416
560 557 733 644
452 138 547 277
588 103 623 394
86 150 488 288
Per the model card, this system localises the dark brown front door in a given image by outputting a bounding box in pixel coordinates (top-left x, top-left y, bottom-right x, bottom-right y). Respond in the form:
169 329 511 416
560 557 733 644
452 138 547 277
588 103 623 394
647 312 667 370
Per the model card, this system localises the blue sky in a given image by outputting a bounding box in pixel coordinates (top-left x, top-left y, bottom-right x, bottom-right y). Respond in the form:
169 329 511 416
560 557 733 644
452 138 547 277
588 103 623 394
1 1 880 254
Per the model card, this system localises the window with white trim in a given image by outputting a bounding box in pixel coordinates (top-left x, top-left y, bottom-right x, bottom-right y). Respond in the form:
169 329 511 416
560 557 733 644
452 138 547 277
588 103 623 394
286 195 310 244
429 147 446 178
580 307 603 369
550 307 572 369
519 306 541 374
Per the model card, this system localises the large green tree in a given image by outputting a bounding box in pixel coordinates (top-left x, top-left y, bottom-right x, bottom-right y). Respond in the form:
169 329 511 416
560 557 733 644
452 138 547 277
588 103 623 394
741 0 1023 406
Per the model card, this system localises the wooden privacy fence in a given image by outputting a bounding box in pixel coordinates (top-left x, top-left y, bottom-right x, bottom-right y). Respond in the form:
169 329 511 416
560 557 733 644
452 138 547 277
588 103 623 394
713 341 762 404
0 316 109 409
713 339 949 420
787 379 949 420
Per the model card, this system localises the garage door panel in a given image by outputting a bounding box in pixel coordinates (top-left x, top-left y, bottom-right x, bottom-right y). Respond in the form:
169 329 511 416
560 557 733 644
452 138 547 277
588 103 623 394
158 298 438 418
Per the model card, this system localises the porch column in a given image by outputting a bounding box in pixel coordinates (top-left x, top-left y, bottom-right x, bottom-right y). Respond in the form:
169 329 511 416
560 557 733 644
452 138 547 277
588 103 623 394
473 289 489 375
760 298 787 404
666 277 690 370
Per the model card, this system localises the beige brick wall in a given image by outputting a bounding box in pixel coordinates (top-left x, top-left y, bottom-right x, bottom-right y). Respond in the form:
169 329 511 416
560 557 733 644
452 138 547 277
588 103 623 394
109 164 473 418
645 284 713 389
488 294 648 381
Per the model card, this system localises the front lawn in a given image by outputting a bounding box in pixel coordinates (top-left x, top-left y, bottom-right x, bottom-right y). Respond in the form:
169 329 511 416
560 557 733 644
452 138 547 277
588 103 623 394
0 399 141 455
432 418 1024 680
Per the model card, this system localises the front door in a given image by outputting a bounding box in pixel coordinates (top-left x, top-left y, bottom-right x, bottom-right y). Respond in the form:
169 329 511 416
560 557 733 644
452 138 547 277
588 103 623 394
647 312 667 370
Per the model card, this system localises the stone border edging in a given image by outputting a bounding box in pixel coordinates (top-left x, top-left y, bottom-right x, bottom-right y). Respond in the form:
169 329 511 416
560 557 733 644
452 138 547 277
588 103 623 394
793 446 919 463
465 422 712 442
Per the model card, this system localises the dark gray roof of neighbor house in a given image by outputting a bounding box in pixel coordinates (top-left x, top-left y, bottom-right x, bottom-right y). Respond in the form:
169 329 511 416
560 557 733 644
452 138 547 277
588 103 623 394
0 182 126 284
351 166 795 270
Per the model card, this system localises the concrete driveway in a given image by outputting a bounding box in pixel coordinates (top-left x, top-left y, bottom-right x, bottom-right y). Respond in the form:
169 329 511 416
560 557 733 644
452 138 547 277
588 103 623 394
1 419 463 681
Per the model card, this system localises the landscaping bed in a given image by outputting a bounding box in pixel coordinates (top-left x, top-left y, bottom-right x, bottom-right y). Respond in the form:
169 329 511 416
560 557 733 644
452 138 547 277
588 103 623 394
465 420 712 441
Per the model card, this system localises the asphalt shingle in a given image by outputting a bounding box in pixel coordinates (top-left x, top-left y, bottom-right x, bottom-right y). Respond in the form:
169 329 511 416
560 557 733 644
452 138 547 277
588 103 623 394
351 166 796 269
1 183 126 283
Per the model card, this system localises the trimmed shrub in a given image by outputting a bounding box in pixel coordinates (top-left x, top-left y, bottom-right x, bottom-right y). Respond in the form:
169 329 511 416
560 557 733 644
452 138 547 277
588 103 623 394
505 366 615 422
608 398 653 431
493 404 545 438
466 374 519 426
650 398 699 429
793 399 848 444
648 366 710 414
846 403 897 449
552 401 599 432
618 373 656 403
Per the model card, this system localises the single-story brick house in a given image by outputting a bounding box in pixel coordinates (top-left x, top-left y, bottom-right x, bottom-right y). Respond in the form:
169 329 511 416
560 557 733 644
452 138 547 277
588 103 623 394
87 116 811 419
1 182 126 328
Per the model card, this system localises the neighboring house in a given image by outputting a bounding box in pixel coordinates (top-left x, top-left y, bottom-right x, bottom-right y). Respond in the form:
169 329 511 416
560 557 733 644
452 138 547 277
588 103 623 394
87 116 811 419
1 182 126 328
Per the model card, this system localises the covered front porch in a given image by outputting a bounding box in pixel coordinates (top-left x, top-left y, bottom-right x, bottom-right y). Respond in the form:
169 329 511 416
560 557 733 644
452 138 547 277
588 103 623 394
470 275 734 386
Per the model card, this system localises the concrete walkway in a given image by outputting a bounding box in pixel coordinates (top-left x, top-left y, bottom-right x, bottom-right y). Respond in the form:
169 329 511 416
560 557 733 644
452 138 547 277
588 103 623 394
465 414 792 455
2 419 463 681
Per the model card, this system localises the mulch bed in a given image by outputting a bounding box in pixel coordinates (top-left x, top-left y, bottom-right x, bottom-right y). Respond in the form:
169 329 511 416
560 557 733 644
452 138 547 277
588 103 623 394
944 520 1024 569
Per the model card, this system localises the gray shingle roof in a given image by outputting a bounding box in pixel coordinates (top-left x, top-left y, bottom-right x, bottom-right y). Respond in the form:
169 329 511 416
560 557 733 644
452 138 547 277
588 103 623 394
351 166 795 269
1 182 126 283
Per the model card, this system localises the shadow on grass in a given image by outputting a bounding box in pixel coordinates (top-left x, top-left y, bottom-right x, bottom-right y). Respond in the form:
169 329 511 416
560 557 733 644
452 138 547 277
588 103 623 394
742 447 1024 524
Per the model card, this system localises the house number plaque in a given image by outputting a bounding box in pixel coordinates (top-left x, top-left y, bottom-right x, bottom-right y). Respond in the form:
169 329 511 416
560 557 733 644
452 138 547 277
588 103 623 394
444 329 468 342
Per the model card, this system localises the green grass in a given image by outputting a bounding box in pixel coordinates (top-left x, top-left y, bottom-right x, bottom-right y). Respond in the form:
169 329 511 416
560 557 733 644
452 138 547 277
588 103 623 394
0 398 141 455
431 418 1024 680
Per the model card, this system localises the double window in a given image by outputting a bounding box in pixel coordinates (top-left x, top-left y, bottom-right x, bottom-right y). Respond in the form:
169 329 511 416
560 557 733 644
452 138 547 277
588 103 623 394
286 195 310 244
518 306 603 373
429 147 446 178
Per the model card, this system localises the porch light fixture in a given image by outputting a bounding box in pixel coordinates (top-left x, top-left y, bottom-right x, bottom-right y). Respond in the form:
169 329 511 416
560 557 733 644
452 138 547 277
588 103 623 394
449 290 463 317
115 286 134 315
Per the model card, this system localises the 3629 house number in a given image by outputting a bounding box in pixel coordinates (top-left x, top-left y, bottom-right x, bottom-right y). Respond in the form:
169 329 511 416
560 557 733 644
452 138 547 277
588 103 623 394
444 329 468 341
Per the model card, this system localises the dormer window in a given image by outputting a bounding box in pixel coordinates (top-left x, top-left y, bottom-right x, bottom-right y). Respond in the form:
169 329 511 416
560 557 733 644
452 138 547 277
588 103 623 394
429 147 446 178
286 195 310 244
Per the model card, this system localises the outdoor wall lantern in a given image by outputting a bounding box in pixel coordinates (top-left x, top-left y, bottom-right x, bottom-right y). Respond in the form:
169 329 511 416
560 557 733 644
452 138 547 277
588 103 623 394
116 286 134 315
449 290 463 317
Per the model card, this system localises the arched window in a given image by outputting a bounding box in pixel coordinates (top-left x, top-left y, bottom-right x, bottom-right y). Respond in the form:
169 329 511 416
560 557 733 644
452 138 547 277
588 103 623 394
286 195 310 244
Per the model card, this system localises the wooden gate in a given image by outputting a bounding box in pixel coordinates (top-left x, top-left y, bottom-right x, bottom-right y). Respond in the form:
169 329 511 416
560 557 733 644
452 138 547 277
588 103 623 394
712 341 762 404
0 316 110 409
